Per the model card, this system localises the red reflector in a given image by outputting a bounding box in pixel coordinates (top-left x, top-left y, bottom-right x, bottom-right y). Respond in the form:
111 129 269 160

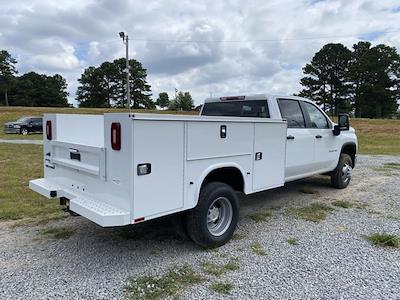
220 96 245 101
46 120 52 140
111 122 121 150
134 217 145 223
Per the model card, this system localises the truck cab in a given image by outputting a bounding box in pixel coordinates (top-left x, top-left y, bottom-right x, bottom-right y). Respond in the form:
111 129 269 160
201 94 357 185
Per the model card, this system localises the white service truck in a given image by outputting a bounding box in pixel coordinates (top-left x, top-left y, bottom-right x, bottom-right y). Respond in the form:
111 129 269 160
29 95 357 248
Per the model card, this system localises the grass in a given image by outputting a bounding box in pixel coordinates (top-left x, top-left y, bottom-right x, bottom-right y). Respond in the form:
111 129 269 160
331 200 353 208
299 187 319 194
287 238 299 245
366 233 400 248
290 202 335 223
249 210 272 222
200 259 239 276
250 241 267 256
350 118 400 155
0 143 64 221
210 282 234 294
41 227 75 239
0 106 195 140
124 265 204 300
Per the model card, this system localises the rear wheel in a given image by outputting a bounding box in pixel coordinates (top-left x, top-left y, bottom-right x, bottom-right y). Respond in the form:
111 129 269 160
185 182 239 248
331 153 353 189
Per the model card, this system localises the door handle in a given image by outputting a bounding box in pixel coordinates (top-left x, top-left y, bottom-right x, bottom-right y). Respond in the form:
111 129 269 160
315 135 322 139
287 135 295 140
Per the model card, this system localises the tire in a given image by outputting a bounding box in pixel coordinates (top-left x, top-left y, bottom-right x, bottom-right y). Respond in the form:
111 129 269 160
20 127 28 135
185 182 239 248
331 153 353 189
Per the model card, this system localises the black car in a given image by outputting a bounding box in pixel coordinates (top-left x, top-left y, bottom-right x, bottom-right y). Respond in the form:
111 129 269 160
4 116 43 135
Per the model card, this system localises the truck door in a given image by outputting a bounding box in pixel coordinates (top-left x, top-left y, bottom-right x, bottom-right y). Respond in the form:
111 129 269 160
301 101 338 171
277 99 315 179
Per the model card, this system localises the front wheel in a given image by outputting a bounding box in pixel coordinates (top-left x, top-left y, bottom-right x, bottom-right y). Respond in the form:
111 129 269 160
20 127 28 135
331 153 353 189
185 182 239 248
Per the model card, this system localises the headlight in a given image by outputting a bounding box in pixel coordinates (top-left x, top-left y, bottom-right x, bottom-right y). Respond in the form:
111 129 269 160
13 125 21 128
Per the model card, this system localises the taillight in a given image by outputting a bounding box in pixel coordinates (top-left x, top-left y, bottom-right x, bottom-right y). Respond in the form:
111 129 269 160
46 120 52 140
111 122 121 150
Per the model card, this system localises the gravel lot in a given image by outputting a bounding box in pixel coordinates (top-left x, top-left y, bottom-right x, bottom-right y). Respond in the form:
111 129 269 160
0 155 399 300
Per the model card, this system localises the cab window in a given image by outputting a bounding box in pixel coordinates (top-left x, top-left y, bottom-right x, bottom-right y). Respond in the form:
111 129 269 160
302 102 329 129
201 100 270 118
277 99 305 128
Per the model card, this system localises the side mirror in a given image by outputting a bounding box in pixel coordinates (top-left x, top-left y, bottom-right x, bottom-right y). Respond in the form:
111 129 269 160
333 114 350 136
338 113 350 130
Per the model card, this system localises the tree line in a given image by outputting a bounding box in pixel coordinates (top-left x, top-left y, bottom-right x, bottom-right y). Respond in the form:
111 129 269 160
0 50 69 107
298 42 400 118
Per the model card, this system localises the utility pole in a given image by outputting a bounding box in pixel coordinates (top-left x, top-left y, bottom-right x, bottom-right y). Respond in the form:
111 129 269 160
119 32 130 110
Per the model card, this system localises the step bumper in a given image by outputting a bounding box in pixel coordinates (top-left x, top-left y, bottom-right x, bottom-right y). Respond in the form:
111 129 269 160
29 178 130 227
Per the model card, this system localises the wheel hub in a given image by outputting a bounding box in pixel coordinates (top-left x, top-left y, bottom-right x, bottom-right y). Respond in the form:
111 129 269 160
206 197 233 237
341 163 352 183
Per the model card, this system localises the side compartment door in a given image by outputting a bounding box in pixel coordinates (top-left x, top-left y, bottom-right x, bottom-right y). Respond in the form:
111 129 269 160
277 99 315 179
252 122 286 191
133 120 185 219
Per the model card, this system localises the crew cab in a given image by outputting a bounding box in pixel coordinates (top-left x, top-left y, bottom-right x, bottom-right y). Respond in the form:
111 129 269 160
4 116 43 135
29 94 357 248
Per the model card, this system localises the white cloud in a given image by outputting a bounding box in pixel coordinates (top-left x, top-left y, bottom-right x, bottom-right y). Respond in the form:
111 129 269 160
0 0 399 105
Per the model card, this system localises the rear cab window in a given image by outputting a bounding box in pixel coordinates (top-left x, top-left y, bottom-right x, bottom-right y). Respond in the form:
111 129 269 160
201 100 270 118
277 99 305 128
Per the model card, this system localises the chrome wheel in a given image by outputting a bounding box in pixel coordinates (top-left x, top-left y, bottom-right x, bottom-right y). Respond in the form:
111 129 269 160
341 163 352 183
207 197 233 237
21 128 28 135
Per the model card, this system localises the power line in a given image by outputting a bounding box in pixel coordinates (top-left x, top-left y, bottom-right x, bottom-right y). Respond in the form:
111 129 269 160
125 30 400 44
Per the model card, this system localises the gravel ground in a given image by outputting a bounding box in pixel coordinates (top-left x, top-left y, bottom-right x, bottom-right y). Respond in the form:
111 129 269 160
0 155 399 299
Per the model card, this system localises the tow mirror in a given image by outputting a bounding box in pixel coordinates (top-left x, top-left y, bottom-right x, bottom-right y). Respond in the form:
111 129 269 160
333 114 350 136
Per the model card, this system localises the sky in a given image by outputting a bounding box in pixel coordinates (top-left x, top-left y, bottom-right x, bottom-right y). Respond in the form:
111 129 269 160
0 0 399 106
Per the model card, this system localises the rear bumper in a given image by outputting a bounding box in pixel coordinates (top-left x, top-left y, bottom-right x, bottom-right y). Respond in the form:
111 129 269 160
29 178 130 227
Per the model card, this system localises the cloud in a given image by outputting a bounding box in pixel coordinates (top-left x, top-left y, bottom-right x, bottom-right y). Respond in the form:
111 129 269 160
0 0 399 106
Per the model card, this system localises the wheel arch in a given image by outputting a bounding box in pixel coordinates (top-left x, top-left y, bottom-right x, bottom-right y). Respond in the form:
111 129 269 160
194 163 247 206
341 142 357 167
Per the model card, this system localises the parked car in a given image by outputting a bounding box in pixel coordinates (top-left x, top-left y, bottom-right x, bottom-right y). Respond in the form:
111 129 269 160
4 116 43 135
29 94 357 248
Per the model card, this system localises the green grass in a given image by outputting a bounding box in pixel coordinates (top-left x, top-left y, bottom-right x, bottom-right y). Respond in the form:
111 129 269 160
41 227 75 239
210 282 234 294
351 118 400 155
125 265 204 300
287 238 299 245
0 143 64 221
290 203 335 223
331 200 353 209
299 187 319 194
366 233 400 248
200 259 239 276
250 241 267 256
0 106 195 140
249 210 272 222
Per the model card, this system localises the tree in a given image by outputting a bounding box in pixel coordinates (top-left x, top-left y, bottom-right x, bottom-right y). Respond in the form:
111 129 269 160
349 42 399 118
156 92 170 108
10 72 69 107
298 43 352 116
170 91 194 111
77 58 154 108
0 50 18 106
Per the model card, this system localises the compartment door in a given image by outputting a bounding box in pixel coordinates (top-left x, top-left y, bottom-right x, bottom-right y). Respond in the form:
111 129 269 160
252 122 286 191
133 120 185 219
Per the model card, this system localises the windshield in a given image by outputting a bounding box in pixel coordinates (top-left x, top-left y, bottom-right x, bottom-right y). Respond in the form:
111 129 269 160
201 100 270 118
16 117 30 122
